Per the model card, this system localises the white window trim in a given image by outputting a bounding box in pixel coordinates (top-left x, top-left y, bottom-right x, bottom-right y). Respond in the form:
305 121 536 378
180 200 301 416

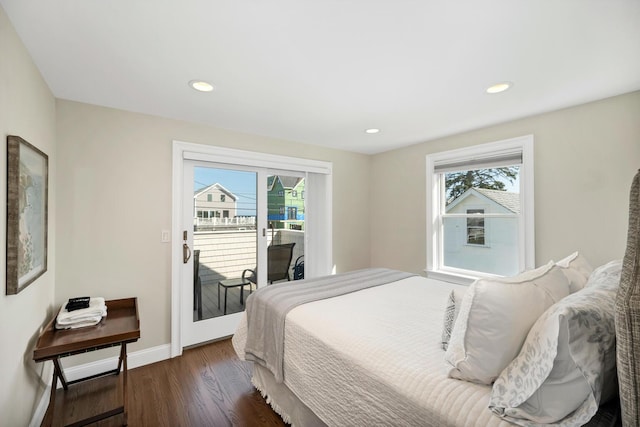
426 135 535 285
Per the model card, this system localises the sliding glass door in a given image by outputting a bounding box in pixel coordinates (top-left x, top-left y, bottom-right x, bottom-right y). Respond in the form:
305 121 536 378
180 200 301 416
172 142 332 353
181 163 308 346
192 166 258 321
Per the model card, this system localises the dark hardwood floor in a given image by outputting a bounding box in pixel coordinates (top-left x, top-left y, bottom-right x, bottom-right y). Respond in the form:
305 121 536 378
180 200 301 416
50 339 287 427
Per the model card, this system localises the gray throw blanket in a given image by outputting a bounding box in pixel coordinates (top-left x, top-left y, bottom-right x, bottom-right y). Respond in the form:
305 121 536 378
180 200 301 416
244 268 415 382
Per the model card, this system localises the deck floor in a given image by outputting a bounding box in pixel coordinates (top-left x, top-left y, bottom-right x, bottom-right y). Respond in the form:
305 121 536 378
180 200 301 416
195 280 255 321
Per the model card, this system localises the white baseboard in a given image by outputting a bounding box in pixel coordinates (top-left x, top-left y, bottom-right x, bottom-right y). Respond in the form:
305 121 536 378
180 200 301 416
29 344 172 427
61 343 171 384
30 389 51 427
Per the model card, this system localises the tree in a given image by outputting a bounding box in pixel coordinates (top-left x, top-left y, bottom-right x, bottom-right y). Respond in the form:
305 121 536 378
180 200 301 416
445 167 519 202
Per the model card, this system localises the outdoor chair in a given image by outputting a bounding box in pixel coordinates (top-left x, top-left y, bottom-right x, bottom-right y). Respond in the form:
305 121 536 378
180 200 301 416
293 255 304 280
242 242 296 287
193 249 202 320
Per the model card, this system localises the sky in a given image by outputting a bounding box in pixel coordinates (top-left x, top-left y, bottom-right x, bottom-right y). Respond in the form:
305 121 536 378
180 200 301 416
194 167 257 216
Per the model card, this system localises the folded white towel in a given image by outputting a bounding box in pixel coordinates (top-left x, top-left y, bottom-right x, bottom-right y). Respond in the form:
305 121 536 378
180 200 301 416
55 316 103 329
56 297 107 328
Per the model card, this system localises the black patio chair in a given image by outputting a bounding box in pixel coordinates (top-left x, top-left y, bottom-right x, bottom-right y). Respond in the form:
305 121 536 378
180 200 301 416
242 243 296 286
193 249 202 319
293 255 304 280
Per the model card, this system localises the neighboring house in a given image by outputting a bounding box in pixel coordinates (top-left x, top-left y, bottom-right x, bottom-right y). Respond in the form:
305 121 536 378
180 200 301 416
267 176 305 230
194 183 238 220
444 187 520 276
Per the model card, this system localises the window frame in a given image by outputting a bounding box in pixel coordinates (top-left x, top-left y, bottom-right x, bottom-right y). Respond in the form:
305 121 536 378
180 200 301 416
426 135 534 285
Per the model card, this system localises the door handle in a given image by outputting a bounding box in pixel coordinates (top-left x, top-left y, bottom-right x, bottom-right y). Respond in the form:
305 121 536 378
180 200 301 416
182 230 191 264
183 243 191 264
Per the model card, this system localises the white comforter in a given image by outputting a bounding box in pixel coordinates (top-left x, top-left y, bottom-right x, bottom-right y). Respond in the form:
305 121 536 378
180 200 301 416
234 275 512 427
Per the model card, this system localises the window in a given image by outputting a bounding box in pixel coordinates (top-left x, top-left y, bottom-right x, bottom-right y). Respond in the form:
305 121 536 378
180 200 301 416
426 135 534 284
220 194 226 202
466 209 485 245
207 194 212 202
222 210 229 218
287 206 297 219
292 190 298 197
278 190 284 196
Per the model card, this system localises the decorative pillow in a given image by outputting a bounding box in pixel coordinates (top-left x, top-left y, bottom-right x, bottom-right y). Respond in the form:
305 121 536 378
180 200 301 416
441 288 466 351
556 252 593 293
444 261 571 385
489 260 622 426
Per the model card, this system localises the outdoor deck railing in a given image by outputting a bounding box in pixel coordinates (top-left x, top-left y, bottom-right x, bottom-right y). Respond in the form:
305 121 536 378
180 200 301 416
194 216 257 227
194 229 304 286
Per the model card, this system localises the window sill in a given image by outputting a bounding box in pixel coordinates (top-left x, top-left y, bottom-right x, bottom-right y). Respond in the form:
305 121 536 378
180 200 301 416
424 269 477 286
425 268 505 286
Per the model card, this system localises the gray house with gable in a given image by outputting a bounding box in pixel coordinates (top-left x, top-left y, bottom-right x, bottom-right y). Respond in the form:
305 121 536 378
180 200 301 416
443 187 520 276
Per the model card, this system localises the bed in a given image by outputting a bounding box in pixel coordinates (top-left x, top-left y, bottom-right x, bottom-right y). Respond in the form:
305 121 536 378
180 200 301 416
233 170 640 427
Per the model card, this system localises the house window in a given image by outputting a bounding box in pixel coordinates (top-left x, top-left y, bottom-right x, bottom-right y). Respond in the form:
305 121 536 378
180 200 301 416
426 135 534 284
220 194 226 202
301 191 305 199
207 194 212 202
287 207 297 219
197 211 203 218
466 209 485 245
278 190 284 197
292 190 298 197
223 210 229 218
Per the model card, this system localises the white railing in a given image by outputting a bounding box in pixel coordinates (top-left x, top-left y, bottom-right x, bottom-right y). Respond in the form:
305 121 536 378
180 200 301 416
194 216 256 228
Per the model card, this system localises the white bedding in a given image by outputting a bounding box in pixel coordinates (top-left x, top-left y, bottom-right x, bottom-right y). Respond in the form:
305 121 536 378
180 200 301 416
234 275 513 426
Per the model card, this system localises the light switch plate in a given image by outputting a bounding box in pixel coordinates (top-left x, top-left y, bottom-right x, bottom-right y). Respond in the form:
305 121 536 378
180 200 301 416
161 230 170 243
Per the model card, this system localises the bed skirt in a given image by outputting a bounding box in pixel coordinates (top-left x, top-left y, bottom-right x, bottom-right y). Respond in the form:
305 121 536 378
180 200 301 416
252 364 327 427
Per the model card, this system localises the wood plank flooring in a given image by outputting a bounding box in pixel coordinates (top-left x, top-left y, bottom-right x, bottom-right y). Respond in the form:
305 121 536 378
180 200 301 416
49 339 287 427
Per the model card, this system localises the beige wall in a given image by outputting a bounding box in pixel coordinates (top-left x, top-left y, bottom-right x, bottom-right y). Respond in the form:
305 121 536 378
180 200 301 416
55 100 372 353
0 5 57 427
371 91 640 275
2 1 639 422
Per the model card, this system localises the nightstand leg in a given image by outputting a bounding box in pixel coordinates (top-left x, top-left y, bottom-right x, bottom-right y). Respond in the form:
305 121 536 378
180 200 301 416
53 358 68 390
224 287 228 315
122 343 128 426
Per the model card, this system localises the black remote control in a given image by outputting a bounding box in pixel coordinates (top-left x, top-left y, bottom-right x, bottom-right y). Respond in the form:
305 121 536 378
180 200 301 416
65 297 91 311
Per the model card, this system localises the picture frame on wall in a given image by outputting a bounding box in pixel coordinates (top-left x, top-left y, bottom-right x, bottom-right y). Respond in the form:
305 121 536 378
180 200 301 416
6 135 48 295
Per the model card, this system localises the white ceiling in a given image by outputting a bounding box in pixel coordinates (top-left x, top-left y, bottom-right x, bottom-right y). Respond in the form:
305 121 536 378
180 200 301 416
2 1 639 154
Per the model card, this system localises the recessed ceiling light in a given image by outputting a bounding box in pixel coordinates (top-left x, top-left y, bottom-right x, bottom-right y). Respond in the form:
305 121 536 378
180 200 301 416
486 82 512 94
365 128 380 134
189 80 214 92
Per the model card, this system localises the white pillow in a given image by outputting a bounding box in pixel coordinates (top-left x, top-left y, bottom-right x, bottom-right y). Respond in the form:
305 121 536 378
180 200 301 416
489 260 621 426
556 252 593 293
441 288 466 351
444 261 571 385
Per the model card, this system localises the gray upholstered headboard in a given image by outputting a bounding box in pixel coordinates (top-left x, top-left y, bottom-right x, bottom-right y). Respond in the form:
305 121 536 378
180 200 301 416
615 169 640 427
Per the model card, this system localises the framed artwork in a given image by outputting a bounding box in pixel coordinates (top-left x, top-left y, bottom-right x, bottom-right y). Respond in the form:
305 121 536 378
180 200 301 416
6 135 48 295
